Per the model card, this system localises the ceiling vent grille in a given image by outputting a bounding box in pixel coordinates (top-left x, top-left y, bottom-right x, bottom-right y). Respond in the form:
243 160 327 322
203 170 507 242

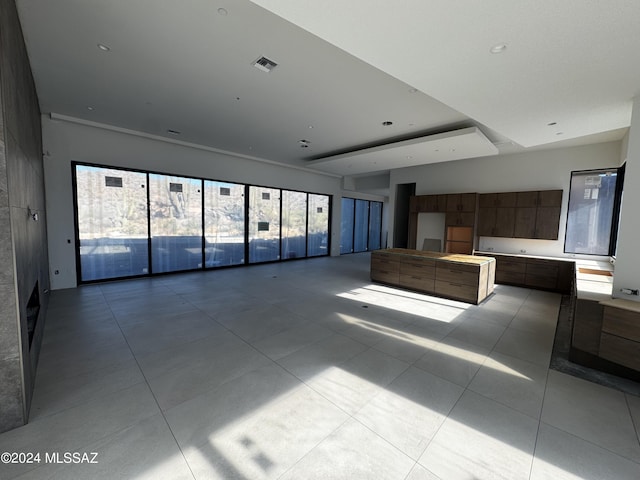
253 56 278 73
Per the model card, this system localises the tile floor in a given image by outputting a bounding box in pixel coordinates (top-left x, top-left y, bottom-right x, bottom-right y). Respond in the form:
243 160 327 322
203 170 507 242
1 253 639 479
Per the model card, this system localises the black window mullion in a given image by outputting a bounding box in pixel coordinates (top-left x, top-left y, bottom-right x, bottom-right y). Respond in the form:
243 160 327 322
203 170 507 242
200 179 205 270
146 172 152 275
244 185 250 265
279 189 283 261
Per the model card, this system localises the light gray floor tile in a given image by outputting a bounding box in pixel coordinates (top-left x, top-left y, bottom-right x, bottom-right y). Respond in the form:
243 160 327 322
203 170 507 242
0 383 158 479
372 333 438 364
626 393 640 442
35 338 134 381
445 317 507 349
251 322 333 360
413 337 490 387
493 326 555 367
305 348 409 414
530 423 640 480
277 333 369 381
355 366 463 460
404 463 443 480
279 418 414 480
120 310 225 356
135 330 249 380
419 390 538 480
468 351 548 419
216 304 308 343
13 414 193 480
542 370 640 462
165 363 302 448
457 307 516 327
182 385 349 480
29 358 145 420
144 338 271 410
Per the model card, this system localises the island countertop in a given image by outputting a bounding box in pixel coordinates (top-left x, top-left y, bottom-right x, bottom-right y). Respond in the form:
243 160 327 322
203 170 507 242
380 248 495 266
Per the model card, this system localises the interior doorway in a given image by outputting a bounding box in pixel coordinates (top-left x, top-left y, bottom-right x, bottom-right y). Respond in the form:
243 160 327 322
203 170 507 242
394 183 415 248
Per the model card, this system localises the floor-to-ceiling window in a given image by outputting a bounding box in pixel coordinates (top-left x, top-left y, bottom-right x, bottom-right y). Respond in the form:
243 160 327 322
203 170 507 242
149 174 203 273
248 186 281 263
353 199 369 253
282 190 308 259
368 201 383 250
73 163 331 283
307 194 330 256
204 180 245 267
565 166 624 256
340 198 355 254
340 197 383 255
75 166 149 282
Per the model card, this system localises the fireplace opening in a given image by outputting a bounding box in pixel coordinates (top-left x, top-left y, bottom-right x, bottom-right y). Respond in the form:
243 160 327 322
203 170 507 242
26 282 40 349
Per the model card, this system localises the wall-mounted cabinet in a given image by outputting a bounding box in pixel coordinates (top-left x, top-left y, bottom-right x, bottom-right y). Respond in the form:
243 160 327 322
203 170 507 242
477 189 562 240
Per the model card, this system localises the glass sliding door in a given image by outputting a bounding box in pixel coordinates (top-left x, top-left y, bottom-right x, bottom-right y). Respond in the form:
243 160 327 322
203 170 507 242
340 198 355 254
75 165 149 281
249 186 281 263
353 199 369 252
369 201 383 250
149 174 203 273
308 194 330 256
204 180 245 267
282 190 307 259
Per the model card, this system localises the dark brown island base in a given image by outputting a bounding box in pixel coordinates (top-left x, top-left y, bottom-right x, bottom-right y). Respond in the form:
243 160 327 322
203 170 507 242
370 248 496 305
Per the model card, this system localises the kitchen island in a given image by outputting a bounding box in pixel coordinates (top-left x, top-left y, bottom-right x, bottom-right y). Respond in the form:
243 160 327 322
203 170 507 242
370 248 496 304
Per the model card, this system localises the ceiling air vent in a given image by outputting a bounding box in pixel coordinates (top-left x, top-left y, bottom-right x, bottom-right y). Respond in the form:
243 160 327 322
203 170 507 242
253 56 278 73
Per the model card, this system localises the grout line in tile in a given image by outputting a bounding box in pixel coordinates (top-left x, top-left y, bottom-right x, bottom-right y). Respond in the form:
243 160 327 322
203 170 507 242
101 289 198 480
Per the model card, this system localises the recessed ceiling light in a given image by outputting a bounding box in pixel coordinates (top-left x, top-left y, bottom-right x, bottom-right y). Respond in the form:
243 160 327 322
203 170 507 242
217 7 228 16
167 129 181 135
490 43 507 54
97 43 110 52
86 106 94 111
308 125 314 129
382 121 393 126
406 156 413 160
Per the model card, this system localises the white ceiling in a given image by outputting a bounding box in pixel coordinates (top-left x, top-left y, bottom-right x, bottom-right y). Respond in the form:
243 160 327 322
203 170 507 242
16 0 635 184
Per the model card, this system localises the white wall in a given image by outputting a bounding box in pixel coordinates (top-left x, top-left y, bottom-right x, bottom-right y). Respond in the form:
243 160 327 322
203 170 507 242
42 116 345 289
389 141 621 258
613 97 640 301
417 213 446 251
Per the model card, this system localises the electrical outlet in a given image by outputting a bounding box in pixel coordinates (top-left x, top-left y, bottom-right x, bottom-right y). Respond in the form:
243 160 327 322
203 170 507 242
620 288 640 296
520 249 527 254
486 247 494 251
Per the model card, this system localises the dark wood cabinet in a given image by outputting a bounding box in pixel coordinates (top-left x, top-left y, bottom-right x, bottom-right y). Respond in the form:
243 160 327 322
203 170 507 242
445 193 476 228
426 194 447 212
445 211 475 227
514 206 537 238
372 249 495 304
535 206 561 240
478 192 516 237
447 193 476 212
478 189 562 240
477 252 574 294
409 194 449 213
